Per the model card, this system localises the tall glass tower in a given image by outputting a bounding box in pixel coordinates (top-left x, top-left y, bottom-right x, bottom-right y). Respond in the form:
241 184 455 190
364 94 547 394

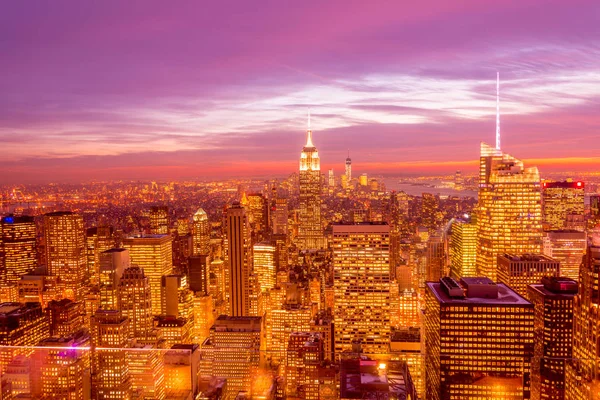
476 142 543 281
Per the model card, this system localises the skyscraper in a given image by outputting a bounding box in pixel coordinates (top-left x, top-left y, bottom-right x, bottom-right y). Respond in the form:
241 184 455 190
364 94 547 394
246 193 269 242
345 150 352 181
426 235 445 281
271 198 288 236
191 208 210 256
565 240 600 399
421 193 439 233
86 226 115 286
99 248 130 310
118 266 154 341
91 310 131 400
123 234 173 315
477 74 543 281
298 114 323 250
200 316 262 397
542 181 585 231
477 142 543 281
187 254 209 294
425 277 534 400
449 217 477 279
0 215 36 287
528 277 577 400
226 203 252 316
43 211 88 300
333 223 391 355
149 206 169 235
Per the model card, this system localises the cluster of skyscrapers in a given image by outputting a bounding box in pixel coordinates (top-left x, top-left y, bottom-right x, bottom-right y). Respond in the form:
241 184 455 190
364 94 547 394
0 97 599 399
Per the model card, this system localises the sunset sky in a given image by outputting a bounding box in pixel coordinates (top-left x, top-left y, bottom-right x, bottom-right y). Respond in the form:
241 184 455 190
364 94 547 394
1 1 599 183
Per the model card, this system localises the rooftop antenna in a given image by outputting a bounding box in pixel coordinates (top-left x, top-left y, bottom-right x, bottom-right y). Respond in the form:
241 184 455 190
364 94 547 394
305 108 314 147
496 71 501 152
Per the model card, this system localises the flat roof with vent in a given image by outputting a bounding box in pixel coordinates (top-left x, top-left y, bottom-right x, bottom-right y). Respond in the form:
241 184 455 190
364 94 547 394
426 279 531 306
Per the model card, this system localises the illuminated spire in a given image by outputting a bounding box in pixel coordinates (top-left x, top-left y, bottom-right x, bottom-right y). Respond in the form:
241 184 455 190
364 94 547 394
305 109 314 148
496 71 501 152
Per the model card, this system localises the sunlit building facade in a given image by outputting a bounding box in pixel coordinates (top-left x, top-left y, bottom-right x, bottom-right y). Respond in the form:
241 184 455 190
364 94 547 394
425 277 534 400
390 327 424 398
191 293 213 344
0 215 36 287
47 298 83 337
271 198 289 237
421 193 439 233
542 181 585 231
91 310 131 400
477 143 543 281
149 206 169 235
270 303 312 363
333 223 391 356
286 332 323 399
450 218 477 279
298 122 323 250
123 234 173 315
99 248 130 310
497 253 560 299
86 226 115 286
118 266 154 341
247 193 269 242
44 211 88 300
127 343 165 400
426 235 445 281
252 242 276 294
528 277 577 400
38 334 91 400
192 208 211 256
200 316 262 398
543 230 587 281
0 302 49 371
226 204 253 316
565 241 600 400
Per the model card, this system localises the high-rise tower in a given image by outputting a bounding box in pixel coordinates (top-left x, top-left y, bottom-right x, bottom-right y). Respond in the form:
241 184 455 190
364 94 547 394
542 181 585 231
425 277 534 400
192 208 210 256
43 211 88 301
149 206 169 235
476 74 543 281
298 112 323 250
122 234 173 315
333 223 391 356
345 150 352 181
226 203 252 316
565 239 600 399
0 215 36 287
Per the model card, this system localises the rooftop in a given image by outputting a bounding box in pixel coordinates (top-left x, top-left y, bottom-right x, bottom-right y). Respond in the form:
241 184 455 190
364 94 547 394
427 280 532 306
499 253 556 262
44 211 75 217
101 248 128 253
333 222 390 234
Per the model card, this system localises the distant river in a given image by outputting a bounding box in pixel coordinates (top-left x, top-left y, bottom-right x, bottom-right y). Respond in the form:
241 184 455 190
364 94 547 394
383 181 478 198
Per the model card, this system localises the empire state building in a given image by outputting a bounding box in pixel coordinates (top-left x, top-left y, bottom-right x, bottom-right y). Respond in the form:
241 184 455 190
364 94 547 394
298 114 323 250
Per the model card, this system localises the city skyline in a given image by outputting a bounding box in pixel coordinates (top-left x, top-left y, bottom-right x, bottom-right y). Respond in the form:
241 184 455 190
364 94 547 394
2 1 600 183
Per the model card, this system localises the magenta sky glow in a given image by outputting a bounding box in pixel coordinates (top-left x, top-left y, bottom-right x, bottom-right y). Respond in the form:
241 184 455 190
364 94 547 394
1 1 599 183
